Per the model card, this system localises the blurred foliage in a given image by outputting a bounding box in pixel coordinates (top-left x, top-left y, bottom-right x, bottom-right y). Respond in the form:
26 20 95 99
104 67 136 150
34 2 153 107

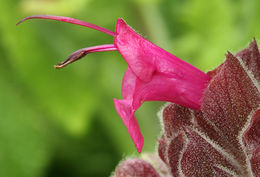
0 0 259 176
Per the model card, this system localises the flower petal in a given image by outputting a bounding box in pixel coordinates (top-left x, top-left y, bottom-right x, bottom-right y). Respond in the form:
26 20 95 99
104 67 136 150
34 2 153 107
115 19 210 86
117 18 210 153
113 99 143 153
115 19 156 82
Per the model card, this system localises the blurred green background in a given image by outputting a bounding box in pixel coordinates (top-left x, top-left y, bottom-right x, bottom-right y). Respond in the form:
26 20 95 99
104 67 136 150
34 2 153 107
0 0 259 176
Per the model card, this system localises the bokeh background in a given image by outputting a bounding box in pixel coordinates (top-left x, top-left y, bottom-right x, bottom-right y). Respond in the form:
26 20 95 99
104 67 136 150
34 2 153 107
0 0 259 176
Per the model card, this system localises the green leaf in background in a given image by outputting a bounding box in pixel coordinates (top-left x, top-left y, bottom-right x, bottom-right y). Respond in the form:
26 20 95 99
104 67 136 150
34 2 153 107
19 0 90 15
0 63 51 177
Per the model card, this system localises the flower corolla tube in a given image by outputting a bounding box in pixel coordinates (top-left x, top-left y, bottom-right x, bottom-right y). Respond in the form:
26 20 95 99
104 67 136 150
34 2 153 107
17 15 211 153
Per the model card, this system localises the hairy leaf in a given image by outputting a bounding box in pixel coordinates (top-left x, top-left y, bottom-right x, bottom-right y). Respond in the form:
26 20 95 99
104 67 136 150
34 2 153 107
159 39 260 177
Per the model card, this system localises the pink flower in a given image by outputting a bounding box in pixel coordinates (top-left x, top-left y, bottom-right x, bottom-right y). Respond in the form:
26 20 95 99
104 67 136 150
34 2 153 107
17 15 211 153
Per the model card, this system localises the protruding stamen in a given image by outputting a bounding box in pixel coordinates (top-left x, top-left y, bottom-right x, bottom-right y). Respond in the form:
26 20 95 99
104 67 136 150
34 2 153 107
17 15 117 37
54 44 117 69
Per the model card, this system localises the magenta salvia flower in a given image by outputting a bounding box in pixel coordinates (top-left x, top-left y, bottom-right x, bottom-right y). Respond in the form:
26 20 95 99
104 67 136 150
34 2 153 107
17 15 211 153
